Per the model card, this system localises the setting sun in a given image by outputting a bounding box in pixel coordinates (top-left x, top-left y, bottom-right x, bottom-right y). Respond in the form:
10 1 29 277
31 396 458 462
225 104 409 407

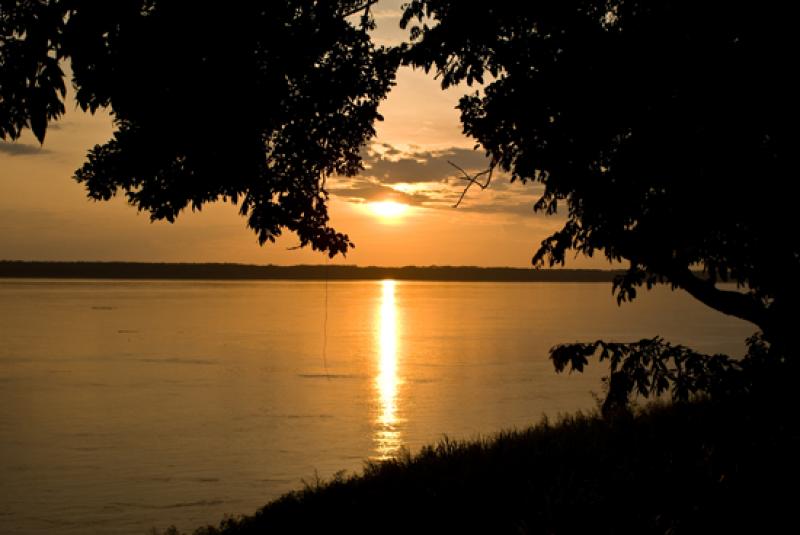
368 200 409 220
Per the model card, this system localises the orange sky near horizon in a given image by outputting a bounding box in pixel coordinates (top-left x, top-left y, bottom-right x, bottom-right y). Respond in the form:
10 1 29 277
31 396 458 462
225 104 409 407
0 2 606 269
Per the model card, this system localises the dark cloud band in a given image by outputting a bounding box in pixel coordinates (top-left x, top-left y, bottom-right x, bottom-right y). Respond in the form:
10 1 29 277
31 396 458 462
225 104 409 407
0 142 50 157
361 145 492 184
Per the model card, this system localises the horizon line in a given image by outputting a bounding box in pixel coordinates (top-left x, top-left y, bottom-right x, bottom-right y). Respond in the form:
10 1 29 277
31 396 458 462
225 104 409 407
0 259 618 271
0 260 624 283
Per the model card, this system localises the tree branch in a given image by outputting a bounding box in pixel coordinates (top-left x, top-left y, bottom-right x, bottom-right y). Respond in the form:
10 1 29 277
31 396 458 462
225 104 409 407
448 161 494 208
341 1 378 19
669 267 769 332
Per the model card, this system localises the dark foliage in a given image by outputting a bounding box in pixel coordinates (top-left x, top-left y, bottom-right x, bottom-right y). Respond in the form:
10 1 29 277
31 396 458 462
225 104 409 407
551 337 743 415
401 1 797 350
549 333 800 418
1 0 397 255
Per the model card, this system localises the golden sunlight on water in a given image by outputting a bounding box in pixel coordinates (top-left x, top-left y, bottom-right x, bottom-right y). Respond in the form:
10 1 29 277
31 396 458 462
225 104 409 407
0 280 756 533
374 279 403 459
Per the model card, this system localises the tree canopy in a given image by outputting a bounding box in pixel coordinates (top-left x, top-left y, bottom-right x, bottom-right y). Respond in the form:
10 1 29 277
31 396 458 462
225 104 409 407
401 0 796 354
1 0 397 255
2 0 795 403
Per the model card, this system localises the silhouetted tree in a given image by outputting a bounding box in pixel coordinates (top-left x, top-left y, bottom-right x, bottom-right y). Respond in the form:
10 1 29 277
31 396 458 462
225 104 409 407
1 0 396 255
3 1 795 404
401 0 796 401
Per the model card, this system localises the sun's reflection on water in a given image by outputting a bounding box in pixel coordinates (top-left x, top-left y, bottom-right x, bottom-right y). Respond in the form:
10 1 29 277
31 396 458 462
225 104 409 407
375 279 402 459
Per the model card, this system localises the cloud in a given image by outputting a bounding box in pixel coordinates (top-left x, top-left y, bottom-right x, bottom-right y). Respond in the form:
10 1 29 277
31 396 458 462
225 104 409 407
0 141 50 156
329 178 437 207
361 145 492 184
326 142 554 219
458 200 539 216
341 143 543 209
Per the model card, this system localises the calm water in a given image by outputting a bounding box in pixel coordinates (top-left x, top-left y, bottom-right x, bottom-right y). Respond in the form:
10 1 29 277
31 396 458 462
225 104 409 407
0 279 753 534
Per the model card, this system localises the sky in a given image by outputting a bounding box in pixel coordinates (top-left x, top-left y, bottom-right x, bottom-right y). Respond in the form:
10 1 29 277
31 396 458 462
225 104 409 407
0 1 599 268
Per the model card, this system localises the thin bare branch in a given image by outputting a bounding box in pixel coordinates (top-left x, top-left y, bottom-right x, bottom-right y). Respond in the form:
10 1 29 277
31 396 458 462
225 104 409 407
341 0 378 19
449 160 494 208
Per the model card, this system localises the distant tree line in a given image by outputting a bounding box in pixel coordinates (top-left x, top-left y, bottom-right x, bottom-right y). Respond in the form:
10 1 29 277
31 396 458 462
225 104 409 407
0 260 623 282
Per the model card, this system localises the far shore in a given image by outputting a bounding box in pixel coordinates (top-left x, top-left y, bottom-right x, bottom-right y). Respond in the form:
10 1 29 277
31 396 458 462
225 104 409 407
0 260 624 283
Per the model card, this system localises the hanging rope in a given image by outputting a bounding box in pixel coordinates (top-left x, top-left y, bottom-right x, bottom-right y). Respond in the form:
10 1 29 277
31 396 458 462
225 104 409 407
321 258 330 379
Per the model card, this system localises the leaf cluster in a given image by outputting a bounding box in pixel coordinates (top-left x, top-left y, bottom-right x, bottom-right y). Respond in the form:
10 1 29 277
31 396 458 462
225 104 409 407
551 337 744 412
0 0 66 143
1 1 398 255
401 0 797 343
548 331 796 415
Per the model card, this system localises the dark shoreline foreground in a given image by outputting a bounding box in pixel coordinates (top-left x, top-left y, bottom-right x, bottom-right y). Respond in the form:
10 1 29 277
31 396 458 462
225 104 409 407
0 260 623 282
159 397 797 535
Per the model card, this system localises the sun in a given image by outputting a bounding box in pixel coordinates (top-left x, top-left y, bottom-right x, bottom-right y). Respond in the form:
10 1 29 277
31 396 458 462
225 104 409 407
368 201 409 221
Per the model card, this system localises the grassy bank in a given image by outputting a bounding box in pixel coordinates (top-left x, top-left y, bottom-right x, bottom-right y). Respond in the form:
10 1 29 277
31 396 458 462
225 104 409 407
163 398 798 534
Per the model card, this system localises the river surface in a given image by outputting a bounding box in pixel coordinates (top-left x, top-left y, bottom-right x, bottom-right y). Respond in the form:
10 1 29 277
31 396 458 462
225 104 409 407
0 279 753 534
